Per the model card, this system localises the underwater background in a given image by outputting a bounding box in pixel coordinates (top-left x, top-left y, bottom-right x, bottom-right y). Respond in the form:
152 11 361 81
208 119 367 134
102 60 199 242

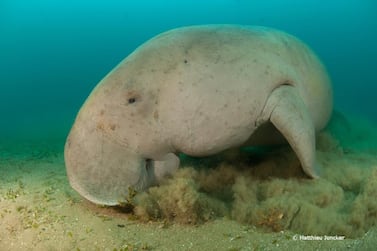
0 0 376 142
1 1 377 250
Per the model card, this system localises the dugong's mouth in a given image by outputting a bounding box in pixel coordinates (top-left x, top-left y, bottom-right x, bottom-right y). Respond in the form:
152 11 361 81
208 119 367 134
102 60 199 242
144 158 155 182
142 157 167 185
145 158 153 170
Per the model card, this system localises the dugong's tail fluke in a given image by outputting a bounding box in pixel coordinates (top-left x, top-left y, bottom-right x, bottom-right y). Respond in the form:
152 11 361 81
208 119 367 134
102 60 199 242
258 85 320 178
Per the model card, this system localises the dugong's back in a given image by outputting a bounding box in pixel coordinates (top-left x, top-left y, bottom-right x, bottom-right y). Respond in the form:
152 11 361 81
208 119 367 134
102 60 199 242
152 25 332 148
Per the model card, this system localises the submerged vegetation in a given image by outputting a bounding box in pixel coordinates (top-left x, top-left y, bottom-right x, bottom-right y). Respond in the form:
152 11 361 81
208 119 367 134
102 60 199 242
130 114 377 238
0 114 377 250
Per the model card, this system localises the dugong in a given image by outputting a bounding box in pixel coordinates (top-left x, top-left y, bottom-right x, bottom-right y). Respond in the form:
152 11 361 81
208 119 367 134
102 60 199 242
65 25 332 205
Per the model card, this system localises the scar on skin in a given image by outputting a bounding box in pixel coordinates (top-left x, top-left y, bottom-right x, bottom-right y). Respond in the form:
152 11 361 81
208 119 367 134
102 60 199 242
154 110 159 120
96 121 105 130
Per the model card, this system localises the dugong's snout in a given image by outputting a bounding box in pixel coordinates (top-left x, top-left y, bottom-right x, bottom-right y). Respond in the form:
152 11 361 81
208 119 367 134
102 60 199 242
64 119 180 206
64 123 154 206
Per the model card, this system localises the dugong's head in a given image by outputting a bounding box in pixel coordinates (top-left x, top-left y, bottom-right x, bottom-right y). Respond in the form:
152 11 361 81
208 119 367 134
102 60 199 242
64 54 179 206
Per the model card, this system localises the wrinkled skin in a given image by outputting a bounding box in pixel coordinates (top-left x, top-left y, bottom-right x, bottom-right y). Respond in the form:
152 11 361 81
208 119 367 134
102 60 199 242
65 25 332 205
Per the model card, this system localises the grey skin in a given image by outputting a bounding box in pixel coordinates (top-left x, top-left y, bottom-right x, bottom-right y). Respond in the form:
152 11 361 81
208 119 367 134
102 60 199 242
65 25 332 205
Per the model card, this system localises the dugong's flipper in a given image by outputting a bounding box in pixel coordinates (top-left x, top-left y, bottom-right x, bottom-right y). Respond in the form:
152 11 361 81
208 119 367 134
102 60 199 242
152 153 180 184
258 85 320 178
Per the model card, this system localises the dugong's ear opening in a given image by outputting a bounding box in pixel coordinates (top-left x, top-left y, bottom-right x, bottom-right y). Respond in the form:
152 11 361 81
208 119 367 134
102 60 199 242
64 123 153 206
258 85 321 178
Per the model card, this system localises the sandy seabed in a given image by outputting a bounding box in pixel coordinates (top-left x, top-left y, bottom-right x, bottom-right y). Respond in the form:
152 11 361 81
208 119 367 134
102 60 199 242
1 113 377 251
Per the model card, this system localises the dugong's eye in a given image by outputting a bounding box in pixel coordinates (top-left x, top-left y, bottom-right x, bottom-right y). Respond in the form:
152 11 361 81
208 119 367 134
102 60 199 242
128 97 136 104
125 90 141 105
